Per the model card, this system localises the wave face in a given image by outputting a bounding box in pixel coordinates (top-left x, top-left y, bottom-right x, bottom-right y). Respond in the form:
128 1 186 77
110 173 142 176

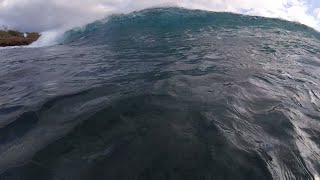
1 7 320 179
63 8 320 45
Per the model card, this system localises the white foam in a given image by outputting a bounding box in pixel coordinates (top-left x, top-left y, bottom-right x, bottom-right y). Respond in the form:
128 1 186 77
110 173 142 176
28 30 65 47
0 46 27 50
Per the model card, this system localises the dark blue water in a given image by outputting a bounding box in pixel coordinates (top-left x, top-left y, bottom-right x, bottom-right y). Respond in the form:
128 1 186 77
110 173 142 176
0 8 320 180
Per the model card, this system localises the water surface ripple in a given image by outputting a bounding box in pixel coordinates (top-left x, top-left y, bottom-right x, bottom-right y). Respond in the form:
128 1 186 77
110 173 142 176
0 8 320 180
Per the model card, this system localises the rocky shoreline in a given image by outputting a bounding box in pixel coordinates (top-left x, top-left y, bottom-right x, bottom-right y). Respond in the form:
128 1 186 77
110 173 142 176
0 30 40 47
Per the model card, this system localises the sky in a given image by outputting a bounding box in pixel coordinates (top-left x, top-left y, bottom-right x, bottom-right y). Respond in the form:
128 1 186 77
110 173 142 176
0 0 320 32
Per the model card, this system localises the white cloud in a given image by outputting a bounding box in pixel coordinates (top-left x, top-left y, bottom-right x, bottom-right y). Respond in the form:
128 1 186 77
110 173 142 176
175 0 320 29
0 0 319 32
314 8 320 19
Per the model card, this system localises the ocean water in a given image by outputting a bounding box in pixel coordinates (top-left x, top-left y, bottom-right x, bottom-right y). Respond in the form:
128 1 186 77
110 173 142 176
0 7 320 180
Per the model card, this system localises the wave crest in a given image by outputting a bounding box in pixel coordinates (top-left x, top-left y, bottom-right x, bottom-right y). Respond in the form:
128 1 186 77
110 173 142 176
31 7 320 47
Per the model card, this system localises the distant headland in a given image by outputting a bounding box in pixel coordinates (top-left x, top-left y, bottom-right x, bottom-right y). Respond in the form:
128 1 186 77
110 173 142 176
0 27 40 47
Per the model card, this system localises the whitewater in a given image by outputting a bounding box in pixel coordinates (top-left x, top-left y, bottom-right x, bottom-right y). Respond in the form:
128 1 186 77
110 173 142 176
0 7 320 180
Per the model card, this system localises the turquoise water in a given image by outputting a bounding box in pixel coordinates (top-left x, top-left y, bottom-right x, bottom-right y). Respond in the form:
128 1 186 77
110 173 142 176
0 8 320 179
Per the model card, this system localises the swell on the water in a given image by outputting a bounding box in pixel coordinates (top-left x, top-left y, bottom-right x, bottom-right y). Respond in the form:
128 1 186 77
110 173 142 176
28 7 320 48
0 7 320 180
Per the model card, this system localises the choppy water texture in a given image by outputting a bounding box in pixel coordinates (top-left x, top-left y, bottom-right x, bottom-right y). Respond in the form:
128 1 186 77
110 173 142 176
1 8 320 180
